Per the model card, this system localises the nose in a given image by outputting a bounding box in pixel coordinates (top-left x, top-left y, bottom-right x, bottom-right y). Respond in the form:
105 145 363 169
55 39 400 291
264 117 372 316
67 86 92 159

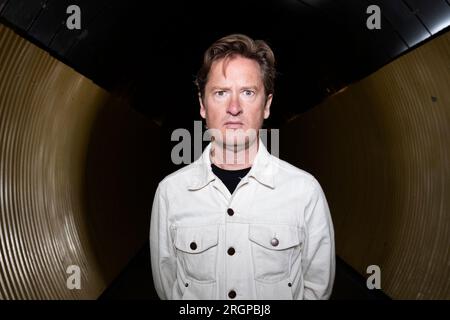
227 92 242 116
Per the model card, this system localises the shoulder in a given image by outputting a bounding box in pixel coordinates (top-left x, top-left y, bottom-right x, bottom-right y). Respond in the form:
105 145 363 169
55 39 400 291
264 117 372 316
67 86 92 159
270 155 322 192
157 160 201 192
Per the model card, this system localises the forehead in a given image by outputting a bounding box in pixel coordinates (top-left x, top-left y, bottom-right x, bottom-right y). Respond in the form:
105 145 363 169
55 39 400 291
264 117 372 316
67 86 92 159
207 56 263 87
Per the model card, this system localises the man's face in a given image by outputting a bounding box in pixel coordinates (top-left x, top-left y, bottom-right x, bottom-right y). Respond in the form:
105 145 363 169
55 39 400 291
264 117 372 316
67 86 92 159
199 55 272 148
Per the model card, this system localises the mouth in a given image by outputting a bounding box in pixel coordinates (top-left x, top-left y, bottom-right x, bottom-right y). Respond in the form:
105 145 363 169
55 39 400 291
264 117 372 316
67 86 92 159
224 121 244 129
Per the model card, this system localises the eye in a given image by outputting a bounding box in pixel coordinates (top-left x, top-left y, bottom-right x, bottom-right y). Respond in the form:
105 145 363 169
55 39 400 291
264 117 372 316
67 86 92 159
243 90 255 97
214 90 227 97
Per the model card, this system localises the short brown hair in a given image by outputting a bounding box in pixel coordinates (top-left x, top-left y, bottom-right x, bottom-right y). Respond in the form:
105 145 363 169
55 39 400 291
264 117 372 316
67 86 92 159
195 34 276 98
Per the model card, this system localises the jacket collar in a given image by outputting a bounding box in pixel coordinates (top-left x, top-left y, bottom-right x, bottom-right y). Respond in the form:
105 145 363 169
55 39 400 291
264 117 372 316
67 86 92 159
187 138 276 191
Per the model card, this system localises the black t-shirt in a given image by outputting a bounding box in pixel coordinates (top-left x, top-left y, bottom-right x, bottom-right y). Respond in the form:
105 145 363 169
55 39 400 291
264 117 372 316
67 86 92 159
211 163 252 194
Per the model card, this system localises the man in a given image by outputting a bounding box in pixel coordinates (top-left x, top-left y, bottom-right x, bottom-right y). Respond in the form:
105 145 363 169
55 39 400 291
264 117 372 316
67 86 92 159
150 34 335 300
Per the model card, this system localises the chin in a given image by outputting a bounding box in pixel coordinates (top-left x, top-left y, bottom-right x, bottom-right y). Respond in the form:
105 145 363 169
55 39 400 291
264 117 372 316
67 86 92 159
224 133 257 148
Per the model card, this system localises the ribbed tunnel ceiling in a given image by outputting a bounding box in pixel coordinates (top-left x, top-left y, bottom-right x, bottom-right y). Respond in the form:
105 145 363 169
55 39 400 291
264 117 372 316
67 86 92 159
1 0 450 125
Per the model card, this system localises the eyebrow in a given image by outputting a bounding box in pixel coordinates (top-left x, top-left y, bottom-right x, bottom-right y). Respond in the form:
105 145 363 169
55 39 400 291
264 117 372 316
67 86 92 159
208 86 259 91
209 86 231 91
241 86 259 91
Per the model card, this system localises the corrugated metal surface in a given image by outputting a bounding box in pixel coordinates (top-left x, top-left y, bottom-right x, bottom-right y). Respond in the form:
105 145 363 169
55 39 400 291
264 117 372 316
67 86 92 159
0 23 109 299
282 30 450 299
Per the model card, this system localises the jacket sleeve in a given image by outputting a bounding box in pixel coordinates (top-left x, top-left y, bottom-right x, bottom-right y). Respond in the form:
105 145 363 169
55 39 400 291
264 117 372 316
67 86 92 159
150 182 177 300
300 180 336 300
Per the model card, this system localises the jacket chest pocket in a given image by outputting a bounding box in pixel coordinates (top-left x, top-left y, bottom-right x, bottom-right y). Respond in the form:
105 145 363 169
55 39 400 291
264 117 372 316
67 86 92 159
249 224 303 283
174 225 219 283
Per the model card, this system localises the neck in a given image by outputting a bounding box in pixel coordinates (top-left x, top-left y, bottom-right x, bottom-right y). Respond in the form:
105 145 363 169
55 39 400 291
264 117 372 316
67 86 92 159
210 138 259 170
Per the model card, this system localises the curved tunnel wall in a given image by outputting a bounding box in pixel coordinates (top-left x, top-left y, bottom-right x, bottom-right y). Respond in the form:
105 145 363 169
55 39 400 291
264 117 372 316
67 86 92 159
0 23 160 299
281 31 450 299
0 23 110 299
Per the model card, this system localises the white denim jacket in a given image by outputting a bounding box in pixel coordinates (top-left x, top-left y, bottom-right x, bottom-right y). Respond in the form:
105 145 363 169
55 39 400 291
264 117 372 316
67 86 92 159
150 139 335 300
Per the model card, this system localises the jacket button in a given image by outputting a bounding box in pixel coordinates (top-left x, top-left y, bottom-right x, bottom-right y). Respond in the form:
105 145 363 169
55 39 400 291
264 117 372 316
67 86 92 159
185 283 189 287
227 208 234 216
288 282 292 287
227 247 235 256
228 290 236 299
190 242 197 250
271 238 279 247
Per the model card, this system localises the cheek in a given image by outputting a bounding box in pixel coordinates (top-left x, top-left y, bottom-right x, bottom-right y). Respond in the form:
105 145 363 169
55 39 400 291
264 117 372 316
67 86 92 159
247 105 265 125
205 98 224 114
208 108 222 119
204 108 223 127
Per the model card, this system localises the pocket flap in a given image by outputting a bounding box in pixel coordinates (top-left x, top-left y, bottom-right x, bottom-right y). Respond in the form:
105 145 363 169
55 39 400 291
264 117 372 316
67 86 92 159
249 224 301 250
175 225 219 253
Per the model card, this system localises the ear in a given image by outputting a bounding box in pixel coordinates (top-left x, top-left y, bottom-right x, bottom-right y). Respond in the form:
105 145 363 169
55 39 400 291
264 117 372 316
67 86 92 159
263 94 273 119
199 94 206 119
